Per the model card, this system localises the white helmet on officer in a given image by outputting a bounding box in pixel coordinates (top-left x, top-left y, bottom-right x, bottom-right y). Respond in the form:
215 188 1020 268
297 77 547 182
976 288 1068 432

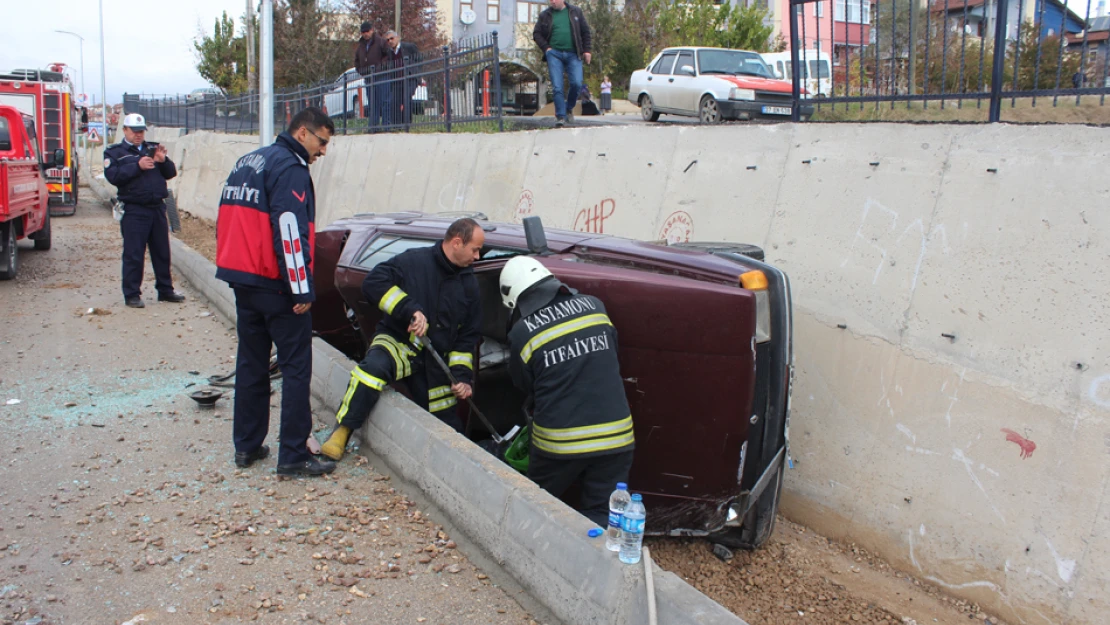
499 256 553 309
122 113 147 130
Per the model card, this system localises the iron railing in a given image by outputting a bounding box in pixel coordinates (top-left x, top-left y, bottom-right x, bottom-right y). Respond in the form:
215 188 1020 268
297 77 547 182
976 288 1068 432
787 0 1110 121
124 32 505 135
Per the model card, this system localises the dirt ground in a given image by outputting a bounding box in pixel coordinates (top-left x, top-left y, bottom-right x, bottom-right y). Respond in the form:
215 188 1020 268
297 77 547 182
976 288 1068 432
0 197 538 625
173 213 1011 625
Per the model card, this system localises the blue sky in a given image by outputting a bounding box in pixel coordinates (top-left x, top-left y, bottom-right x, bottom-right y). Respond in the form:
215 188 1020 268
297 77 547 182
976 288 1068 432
1 0 251 105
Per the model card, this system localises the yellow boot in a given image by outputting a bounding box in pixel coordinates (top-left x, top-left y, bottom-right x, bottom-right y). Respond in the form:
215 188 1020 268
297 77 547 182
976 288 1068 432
320 425 352 461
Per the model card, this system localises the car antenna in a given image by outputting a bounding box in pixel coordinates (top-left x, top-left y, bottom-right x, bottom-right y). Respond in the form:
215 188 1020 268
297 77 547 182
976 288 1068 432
522 216 551 256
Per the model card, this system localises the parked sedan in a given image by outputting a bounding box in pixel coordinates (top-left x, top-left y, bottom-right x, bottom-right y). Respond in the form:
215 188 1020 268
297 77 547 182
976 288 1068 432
629 46 814 124
322 68 368 118
312 213 794 549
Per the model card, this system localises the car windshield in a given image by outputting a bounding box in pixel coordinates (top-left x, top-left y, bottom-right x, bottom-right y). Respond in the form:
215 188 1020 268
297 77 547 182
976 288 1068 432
697 50 774 78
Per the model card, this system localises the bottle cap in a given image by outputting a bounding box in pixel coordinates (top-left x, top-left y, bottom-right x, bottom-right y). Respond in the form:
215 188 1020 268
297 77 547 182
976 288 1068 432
631 493 642 501
616 482 627 490
587 528 603 538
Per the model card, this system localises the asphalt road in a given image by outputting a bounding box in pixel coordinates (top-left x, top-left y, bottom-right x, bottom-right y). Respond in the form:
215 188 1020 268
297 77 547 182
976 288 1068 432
0 197 542 625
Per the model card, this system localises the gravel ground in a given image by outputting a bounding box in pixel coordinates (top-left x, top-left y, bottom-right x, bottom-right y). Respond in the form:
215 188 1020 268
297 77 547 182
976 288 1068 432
172 210 1013 625
0 196 539 625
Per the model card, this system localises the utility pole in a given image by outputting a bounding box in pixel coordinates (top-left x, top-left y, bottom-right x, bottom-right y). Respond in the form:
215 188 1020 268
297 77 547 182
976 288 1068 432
55 30 86 98
246 0 257 94
98 0 109 141
907 0 917 96
260 0 274 146
396 0 401 33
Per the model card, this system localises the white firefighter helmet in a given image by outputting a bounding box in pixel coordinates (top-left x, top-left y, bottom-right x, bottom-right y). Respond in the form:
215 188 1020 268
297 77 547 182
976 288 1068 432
499 256 552 309
122 113 147 130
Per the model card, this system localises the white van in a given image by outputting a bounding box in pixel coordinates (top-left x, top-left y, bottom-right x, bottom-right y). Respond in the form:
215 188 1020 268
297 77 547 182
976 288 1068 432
762 51 832 98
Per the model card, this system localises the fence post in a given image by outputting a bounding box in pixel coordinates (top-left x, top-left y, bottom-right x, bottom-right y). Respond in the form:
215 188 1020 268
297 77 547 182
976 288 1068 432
443 45 452 133
789 0 802 122
988 0 1011 122
492 30 504 132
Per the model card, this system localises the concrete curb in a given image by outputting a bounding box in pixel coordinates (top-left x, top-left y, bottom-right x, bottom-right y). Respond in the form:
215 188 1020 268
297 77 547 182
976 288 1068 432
127 215 746 625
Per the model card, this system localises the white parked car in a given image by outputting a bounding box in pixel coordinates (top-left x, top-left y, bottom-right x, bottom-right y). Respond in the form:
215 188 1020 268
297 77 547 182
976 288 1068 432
628 47 812 124
323 68 368 118
762 50 832 98
186 87 222 103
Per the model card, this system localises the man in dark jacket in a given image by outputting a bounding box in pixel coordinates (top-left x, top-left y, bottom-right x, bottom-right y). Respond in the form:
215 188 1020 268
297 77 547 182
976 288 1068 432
321 219 485 462
533 0 592 127
499 256 634 526
385 30 420 127
216 107 336 477
354 21 392 129
104 113 185 308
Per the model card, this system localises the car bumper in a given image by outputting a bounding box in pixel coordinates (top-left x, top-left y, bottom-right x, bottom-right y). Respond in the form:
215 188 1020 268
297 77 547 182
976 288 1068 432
718 99 815 120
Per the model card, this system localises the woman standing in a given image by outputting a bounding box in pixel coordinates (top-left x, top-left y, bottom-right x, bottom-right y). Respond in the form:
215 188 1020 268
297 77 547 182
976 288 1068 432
600 76 613 114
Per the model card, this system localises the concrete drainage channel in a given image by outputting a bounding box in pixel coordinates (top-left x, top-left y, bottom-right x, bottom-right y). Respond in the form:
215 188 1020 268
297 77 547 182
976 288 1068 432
87 175 746 625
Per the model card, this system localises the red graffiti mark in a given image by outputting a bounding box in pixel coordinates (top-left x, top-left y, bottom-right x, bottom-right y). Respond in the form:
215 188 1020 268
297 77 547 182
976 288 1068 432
515 190 534 221
659 210 694 244
1001 428 1036 459
574 198 616 234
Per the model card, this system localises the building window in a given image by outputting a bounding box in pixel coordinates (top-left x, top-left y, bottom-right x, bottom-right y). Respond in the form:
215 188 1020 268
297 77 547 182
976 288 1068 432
815 1 824 17
516 1 542 22
461 0 473 20
835 0 868 23
488 0 500 22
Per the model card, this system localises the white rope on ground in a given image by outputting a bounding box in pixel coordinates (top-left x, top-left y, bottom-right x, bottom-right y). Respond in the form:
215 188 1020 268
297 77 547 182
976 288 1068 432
643 545 658 625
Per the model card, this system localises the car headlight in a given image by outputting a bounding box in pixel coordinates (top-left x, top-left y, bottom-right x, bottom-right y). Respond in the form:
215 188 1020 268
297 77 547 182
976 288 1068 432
730 88 755 101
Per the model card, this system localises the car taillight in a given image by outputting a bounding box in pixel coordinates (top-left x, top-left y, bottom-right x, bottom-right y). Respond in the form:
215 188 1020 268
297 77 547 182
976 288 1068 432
740 270 771 343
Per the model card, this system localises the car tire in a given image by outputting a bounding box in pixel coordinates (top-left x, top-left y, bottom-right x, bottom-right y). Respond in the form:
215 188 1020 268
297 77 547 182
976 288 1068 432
0 221 18 281
640 95 660 122
32 209 51 251
699 95 721 125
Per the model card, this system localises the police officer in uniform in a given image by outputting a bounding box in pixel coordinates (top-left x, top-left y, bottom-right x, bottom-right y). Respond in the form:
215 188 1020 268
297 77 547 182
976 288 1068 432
499 256 634 526
104 113 185 308
215 107 336 477
321 218 485 461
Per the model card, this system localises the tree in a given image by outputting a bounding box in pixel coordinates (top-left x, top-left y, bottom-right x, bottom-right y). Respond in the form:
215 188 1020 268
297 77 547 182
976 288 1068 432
651 0 775 51
579 0 621 89
193 11 248 94
1009 21 1081 90
346 0 447 55
272 0 351 88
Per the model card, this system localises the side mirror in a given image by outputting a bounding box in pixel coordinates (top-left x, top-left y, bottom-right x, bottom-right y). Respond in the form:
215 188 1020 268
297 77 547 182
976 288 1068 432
679 65 696 76
522 216 550 255
53 149 66 167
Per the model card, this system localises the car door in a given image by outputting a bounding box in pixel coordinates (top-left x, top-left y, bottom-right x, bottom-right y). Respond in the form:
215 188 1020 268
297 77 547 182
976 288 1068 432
533 256 759 532
646 51 678 110
668 50 700 113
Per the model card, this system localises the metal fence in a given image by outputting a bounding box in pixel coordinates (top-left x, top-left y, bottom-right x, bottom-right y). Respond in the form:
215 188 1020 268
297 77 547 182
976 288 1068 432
786 0 1110 121
124 32 505 135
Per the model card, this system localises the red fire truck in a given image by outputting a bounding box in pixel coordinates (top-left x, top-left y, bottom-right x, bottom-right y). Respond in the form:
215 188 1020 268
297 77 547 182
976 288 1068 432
0 104 60 279
0 64 79 215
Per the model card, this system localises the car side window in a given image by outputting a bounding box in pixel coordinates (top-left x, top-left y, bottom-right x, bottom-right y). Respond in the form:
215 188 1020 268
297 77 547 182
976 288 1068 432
651 52 678 75
352 236 435 270
675 51 695 76
0 118 10 152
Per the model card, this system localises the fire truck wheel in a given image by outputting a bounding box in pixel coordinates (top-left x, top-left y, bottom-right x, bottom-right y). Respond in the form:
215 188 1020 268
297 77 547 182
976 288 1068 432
0 221 18 281
32 210 52 251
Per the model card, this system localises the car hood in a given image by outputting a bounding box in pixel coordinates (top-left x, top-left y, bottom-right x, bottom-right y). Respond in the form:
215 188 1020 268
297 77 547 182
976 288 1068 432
712 75 797 94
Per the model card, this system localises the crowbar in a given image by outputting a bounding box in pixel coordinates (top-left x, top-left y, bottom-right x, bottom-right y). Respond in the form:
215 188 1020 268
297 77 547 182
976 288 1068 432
419 336 521 445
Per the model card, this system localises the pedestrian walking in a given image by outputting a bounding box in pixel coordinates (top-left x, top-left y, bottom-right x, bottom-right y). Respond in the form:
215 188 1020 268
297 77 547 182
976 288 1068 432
103 113 185 309
385 30 419 128
498 256 634 526
599 76 612 114
321 219 485 462
354 20 391 130
533 0 592 128
215 107 337 477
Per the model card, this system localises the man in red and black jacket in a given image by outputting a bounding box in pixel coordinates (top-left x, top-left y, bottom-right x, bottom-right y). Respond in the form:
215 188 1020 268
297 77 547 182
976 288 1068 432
320 219 485 462
216 107 335 477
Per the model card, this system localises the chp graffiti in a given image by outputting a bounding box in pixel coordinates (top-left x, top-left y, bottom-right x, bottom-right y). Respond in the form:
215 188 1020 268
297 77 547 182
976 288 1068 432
659 210 694 244
574 198 616 233
514 189 535 222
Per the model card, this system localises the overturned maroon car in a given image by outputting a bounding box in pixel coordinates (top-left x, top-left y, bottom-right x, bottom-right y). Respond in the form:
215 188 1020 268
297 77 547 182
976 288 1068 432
312 212 793 549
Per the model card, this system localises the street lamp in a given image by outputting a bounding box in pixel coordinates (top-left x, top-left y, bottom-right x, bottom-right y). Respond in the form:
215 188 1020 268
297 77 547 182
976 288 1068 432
55 30 85 97
98 0 108 141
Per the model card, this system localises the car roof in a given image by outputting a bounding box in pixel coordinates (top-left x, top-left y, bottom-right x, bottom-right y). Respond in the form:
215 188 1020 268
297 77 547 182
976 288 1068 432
658 46 760 53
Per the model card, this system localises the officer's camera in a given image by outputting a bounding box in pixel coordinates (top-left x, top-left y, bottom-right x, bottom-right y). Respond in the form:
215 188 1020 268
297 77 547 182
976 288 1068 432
142 145 158 159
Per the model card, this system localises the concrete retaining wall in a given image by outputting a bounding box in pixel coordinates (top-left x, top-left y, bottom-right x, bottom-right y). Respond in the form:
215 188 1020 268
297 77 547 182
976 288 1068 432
146 122 1109 625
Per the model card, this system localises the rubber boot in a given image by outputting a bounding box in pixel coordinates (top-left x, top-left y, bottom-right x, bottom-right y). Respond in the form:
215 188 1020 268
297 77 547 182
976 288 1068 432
320 425 352 461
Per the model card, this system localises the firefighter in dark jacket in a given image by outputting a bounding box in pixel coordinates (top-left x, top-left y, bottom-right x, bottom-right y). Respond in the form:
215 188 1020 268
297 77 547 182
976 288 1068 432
532 0 592 127
104 113 185 308
499 256 634 526
321 219 485 461
216 107 336 477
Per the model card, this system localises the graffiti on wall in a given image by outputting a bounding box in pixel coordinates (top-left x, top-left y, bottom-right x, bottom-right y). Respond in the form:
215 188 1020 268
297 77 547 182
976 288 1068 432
514 190 534 222
659 211 694 244
1000 428 1036 459
574 198 616 234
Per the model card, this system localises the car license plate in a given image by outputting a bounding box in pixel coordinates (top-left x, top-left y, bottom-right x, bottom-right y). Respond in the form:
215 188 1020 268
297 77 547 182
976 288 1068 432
761 106 791 115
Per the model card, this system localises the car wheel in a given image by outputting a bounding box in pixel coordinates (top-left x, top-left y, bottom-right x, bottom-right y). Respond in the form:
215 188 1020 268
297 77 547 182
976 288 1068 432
0 221 18 281
32 209 51 251
699 95 721 125
640 95 660 122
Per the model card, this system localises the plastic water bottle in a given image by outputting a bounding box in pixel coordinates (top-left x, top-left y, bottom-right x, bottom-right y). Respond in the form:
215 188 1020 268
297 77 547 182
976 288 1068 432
619 494 646 564
606 482 631 552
